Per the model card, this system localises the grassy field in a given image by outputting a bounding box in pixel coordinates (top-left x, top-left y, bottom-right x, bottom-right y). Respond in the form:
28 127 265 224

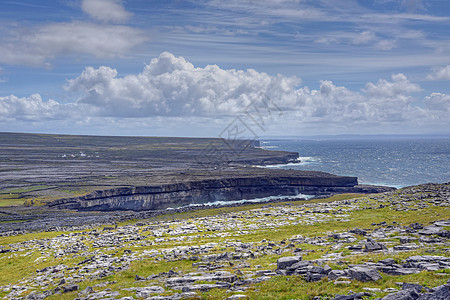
0 186 449 299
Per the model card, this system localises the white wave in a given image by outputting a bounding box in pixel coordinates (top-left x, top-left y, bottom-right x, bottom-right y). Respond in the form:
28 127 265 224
359 181 405 189
254 156 320 168
167 193 315 210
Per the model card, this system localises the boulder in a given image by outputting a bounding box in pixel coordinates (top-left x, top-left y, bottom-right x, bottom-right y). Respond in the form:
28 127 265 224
381 289 420 300
61 284 79 293
364 238 386 252
417 284 450 300
288 260 310 271
402 283 425 292
331 292 372 300
328 270 348 281
348 266 382 282
348 228 367 236
277 256 302 269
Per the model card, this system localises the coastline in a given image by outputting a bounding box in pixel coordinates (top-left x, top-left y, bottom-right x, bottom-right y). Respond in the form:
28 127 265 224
0 132 393 213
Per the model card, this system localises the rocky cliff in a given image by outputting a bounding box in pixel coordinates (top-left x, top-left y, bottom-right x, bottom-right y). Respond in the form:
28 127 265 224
47 173 376 211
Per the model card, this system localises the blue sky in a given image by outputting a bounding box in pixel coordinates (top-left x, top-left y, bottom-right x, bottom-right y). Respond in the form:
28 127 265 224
0 0 449 137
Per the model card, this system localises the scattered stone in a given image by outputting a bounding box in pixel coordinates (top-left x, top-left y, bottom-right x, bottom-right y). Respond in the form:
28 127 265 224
61 284 79 293
225 295 247 299
136 286 165 298
364 238 387 252
78 286 94 295
348 266 382 282
380 288 420 300
277 256 302 269
417 284 450 300
331 292 372 300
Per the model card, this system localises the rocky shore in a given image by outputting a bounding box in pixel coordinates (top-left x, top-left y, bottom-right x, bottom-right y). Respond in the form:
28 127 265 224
0 132 391 212
46 177 394 212
0 182 448 299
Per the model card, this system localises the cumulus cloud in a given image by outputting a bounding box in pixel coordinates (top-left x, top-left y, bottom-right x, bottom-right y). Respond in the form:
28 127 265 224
62 53 430 127
0 94 65 121
81 0 132 23
1 52 449 134
427 65 450 80
364 73 422 98
425 93 450 112
0 22 146 66
65 52 302 117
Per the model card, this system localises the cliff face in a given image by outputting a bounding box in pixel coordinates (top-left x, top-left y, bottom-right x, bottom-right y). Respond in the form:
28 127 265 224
48 175 359 211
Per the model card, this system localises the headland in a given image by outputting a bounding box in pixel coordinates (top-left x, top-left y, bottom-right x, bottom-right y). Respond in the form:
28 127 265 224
0 132 392 215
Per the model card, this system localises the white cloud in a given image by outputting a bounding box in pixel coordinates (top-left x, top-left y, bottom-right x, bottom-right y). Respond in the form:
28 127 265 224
65 52 302 117
425 93 450 112
0 22 147 66
81 0 132 23
353 31 376 45
376 39 397 50
364 73 422 98
62 53 436 129
1 53 449 135
0 94 65 121
427 65 450 81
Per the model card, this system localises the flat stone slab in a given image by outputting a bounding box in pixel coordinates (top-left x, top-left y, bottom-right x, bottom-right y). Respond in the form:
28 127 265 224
277 256 302 269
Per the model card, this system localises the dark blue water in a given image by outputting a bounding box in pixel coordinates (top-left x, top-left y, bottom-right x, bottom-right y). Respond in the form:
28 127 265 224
260 138 450 188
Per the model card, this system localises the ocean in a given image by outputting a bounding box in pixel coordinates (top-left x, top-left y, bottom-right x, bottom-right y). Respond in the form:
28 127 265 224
259 137 450 188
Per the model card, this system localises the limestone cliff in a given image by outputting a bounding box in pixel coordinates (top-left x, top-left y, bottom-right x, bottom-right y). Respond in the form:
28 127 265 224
48 173 366 211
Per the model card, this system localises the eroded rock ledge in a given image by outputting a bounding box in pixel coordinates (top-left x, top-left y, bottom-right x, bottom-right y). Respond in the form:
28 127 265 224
47 173 393 211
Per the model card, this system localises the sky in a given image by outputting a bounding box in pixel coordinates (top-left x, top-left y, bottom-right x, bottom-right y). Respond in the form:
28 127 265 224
0 0 450 138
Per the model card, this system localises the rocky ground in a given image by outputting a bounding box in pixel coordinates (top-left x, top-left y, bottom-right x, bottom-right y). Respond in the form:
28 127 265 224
0 183 449 299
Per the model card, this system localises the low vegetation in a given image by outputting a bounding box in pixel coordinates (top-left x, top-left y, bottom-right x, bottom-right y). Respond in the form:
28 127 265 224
0 184 448 299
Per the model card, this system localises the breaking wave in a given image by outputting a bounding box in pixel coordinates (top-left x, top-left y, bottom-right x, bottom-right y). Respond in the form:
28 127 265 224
167 193 315 210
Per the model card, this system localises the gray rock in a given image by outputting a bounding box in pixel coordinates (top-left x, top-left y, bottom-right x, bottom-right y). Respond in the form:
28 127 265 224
62 284 79 293
348 228 367 236
181 282 231 292
180 292 200 299
78 286 94 295
419 226 449 237
26 291 52 300
328 270 349 281
288 260 310 271
308 266 325 274
136 286 165 298
378 258 396 266
394 244 420 251
417 284 450 300
434 221 450 227
331 233 357 243
400 236 418 244
402 283 425 292
381 289 420 300
225 295 247 299
348 266 382 282
277 256 302 269
332 292 372 300
364 238 386 252
381 267 421 276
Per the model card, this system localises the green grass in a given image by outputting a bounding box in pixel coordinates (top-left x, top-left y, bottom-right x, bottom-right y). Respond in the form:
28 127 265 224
0 194 24 206
1 191 449 300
